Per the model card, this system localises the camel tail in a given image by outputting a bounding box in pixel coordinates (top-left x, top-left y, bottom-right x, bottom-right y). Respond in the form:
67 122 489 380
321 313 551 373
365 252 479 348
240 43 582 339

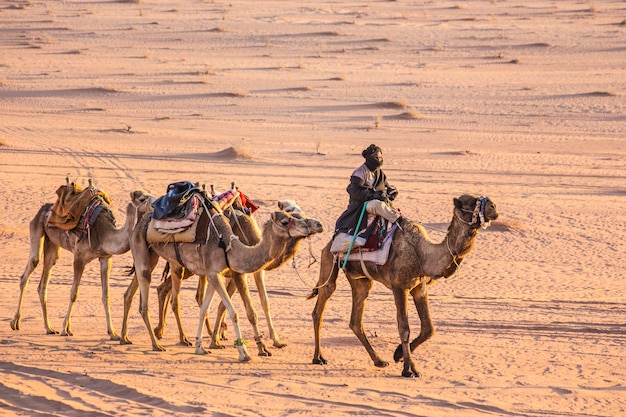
161 262 171 282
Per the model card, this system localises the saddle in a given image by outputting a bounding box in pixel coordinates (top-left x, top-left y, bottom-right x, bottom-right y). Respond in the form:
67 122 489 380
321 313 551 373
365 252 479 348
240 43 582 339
330 214 388 254
146 182 257 244
47 180 112 231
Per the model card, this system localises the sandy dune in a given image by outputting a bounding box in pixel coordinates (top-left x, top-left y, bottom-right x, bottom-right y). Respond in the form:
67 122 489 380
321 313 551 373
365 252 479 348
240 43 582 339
0 1 624 416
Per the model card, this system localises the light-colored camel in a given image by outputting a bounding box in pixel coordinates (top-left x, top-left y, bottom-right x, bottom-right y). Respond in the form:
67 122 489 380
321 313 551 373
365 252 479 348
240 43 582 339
309 194 498 377
120 201 316 361
154 202 324 352
10 190 154 339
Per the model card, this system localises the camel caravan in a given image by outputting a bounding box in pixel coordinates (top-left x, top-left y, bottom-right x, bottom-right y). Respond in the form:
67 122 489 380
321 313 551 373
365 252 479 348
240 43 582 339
10 175 498 377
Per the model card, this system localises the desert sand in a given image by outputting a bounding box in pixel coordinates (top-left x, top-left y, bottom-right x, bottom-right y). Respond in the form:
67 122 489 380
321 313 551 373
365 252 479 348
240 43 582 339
1 1 625 416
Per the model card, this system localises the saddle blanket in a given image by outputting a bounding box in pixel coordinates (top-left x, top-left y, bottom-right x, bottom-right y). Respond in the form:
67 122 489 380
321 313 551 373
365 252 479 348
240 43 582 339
340 224 398 265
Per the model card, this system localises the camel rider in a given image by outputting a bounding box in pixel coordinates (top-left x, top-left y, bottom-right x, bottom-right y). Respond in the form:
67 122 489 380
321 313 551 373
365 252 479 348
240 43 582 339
334 144 402 237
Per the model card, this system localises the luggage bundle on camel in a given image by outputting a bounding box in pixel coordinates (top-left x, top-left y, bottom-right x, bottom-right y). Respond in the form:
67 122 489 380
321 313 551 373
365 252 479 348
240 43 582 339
47 177 113 233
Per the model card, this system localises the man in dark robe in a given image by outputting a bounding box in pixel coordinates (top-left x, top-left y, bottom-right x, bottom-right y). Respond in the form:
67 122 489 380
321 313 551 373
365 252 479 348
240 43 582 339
334 144 401 236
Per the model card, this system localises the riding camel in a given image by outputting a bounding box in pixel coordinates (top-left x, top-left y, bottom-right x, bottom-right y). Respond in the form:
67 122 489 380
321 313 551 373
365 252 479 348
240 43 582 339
120 199 317 362
154 200 324 352
309 194 498 377
10 188 154 339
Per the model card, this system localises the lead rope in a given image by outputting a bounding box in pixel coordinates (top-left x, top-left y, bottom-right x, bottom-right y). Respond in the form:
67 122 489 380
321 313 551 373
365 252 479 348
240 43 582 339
291 237 319 288
446 235 463 295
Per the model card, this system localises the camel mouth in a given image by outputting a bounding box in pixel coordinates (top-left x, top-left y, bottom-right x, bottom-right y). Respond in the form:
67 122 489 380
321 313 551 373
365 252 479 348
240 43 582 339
306 219 325 234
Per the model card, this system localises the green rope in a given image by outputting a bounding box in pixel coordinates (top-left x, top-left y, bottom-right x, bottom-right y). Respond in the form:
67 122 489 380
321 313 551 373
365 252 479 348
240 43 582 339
233 338 248 347
341 202 368 271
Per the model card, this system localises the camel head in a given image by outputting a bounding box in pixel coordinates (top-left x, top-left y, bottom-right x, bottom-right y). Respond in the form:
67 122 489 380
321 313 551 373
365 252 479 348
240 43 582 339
277 200 324 234
270 211 320 238
453 194 498 229
130 190 156 214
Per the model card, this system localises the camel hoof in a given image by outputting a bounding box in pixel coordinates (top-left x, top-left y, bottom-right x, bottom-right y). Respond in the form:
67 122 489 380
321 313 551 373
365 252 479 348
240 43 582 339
10 319 20 331
209 342 226 350
46 329 60 335
374 360 390 368
273 342 287 349
179 339 193 347
154 327 164 339
152 344 166 352
195 346 210 355
120 337 133 345
109 333 121 341
258 350 272 357
60 330 73 337
312 357 328 365
239 355 252 362
401 370 421 378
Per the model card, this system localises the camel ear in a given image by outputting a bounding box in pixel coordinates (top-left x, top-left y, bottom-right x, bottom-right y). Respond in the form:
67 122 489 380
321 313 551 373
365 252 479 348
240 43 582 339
277 201 285 210
273 211 289 224
453 197 462 209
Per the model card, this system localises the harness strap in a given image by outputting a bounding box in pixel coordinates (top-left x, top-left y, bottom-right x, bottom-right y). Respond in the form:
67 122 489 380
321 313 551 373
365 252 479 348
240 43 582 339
358 251 375 280
173 235 185 267
199 196 233 269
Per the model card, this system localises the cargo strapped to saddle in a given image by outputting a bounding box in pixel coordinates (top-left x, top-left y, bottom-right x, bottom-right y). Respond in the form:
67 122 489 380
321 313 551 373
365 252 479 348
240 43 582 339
47 179 112 231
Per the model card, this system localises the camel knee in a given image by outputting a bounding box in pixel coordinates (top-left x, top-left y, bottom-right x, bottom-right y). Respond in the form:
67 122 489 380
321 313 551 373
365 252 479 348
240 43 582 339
348 320 363 335
141 270 152 284
29 258 39 270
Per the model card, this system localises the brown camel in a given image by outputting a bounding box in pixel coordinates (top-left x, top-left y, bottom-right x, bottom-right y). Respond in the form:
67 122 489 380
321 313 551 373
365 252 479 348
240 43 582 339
154 201 324 352
120 201 316 361
10 189 154 339
309 194 498 377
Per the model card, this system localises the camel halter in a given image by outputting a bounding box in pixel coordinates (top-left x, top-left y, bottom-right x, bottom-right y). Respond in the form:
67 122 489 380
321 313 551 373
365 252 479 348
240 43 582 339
456 195 491 229
271 215 297 238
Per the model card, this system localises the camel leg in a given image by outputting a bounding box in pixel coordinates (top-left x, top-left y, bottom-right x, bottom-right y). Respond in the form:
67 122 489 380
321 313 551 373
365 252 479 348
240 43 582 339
137 254 164 351
311 246 339 365
224 272 270 356
194 276 215 337
154 275 173 340
60 255 89 337
210 278 238 348
197 274 251 362
11 213 47 332
253 270 286 348
121 250 160 349
169 265 192 346
348 277 389 369
393 283 434 364
194 283 217 355
98 256 119 340
37 238 61 334
392 287 420 378
121 274 138 345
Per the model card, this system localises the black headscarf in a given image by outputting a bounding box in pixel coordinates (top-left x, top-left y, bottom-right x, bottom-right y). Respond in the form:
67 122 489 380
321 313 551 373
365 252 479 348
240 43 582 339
362 144 383 170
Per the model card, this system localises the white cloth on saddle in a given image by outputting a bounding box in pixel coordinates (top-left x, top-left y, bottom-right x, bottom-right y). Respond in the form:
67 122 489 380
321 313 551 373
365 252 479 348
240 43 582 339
341 224 398 265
